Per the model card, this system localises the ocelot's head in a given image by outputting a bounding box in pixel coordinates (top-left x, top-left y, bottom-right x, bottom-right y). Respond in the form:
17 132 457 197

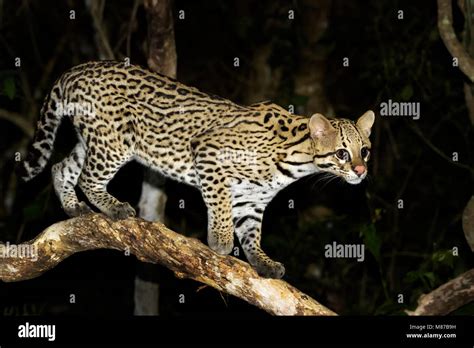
308 110 375 185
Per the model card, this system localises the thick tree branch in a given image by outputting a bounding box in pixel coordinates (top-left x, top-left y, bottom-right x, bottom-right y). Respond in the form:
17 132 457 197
0 214 335 316
438 0 474 82
406 269 474 315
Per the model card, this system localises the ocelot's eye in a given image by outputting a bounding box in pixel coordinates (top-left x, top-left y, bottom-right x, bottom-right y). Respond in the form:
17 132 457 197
336 149 349 161
361 147 370 159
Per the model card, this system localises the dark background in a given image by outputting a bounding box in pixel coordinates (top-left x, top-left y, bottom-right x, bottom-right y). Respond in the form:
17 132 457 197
0 0 473 316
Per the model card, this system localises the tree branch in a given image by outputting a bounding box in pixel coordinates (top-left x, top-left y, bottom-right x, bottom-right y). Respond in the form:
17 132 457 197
438 0 474 82
406 268 474 315
0 214 336 316
463 195 474 251
407 121 474 173
144 0 177 77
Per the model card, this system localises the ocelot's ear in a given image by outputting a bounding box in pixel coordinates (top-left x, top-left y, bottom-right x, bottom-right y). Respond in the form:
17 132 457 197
309 113 336 140
356 110 375 137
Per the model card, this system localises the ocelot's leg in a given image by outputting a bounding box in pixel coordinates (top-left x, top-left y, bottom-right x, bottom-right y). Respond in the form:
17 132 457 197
78 147 135 220
232 194 285 279
52 142 92 217
192 159 234 254
202 178 235 255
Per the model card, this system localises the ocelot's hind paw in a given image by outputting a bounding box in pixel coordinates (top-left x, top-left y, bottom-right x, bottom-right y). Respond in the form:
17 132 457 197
255 260 286 279
109 202 136 220
209 239 234 255
65 201 94 217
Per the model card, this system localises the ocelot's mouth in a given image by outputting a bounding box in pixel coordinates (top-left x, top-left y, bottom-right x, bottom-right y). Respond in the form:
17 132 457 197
346 177 363 185
345 171 367 185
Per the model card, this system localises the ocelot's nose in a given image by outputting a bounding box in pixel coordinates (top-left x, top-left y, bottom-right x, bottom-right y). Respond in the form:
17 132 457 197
353 165 366 176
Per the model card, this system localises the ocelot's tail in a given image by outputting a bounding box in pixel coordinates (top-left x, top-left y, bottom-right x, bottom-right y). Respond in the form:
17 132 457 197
17 84 63 181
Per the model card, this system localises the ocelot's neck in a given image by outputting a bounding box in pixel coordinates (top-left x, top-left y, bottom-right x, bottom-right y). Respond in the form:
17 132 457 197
278 117 319 180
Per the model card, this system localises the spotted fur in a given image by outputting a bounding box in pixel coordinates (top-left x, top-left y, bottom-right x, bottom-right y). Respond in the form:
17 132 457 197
19 61 375 278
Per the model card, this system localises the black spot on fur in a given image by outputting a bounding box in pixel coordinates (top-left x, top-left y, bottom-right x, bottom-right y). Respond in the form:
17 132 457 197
39 142 51 151
35 129 47 142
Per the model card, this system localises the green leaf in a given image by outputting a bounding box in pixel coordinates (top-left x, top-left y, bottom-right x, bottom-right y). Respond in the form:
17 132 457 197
404 270 436 289
400 84 413 101
431 249 454 269
404 270 421 284
360 224 381 262
422 271 436 288
3 77 16 100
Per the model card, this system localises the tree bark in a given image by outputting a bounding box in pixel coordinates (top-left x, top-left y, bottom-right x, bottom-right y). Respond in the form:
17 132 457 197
0 214 336 316
458 0 474 125
438 0 474 84
294 0 333 115
463 196 474 251
144 0 177 77
406 269 474 315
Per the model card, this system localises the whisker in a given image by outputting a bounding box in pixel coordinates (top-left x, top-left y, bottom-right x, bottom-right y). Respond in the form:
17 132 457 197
310 172 339 192
319 173 340 191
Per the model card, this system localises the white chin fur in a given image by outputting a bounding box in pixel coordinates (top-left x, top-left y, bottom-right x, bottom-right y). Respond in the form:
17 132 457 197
346 177 363 185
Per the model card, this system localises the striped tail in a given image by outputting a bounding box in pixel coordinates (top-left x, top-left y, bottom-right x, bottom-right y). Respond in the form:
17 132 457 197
17 85 63 181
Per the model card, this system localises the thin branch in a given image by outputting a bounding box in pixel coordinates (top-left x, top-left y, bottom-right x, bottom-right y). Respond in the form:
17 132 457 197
438 0 474 82
407 121 473 173
406 268 474 315
0 214 336 316
86 0 115 60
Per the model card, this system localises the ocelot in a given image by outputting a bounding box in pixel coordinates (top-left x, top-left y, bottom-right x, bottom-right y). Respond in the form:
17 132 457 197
19 61 374 278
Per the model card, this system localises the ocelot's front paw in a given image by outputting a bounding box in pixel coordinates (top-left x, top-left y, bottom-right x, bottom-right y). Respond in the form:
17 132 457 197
254 260 286 279
65 201 94 217
108 202 136 220
208 237 234 255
